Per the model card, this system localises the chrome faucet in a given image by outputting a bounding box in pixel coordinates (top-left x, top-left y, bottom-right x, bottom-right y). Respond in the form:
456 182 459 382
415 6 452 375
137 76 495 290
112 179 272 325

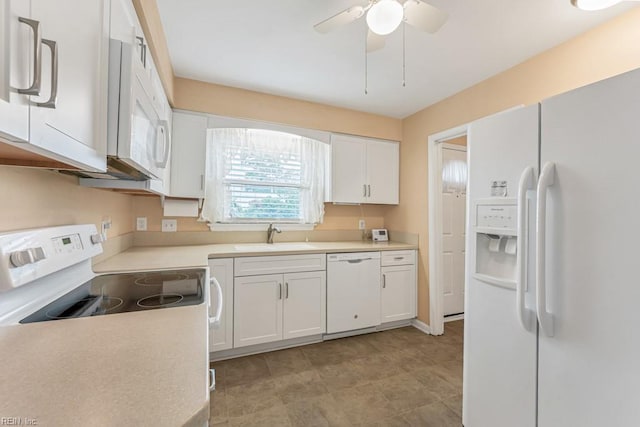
267 223 281 244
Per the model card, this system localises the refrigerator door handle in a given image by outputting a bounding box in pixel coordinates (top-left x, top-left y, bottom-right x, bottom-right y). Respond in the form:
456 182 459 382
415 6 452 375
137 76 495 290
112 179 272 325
516 166 535 332
536 162 556 337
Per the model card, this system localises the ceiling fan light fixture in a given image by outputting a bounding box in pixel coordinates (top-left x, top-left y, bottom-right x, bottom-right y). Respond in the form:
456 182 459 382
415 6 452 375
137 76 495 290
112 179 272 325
366 0 404 36
570 0 623 10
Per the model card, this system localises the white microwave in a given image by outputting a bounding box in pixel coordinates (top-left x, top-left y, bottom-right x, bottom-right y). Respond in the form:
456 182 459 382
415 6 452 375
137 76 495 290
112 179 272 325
105 39 170 180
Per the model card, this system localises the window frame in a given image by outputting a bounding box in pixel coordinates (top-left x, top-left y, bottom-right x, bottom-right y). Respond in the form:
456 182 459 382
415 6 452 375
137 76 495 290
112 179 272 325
205 115 331 230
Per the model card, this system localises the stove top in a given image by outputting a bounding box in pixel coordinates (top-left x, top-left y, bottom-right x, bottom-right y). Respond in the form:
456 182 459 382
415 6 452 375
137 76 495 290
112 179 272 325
20 269 206 324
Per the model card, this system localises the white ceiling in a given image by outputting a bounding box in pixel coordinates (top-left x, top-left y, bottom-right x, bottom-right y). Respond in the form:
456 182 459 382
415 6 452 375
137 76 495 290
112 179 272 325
156 0 636 118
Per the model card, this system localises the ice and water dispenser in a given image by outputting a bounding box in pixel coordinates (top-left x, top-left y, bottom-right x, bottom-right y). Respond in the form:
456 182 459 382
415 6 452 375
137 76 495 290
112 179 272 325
473 200 518 289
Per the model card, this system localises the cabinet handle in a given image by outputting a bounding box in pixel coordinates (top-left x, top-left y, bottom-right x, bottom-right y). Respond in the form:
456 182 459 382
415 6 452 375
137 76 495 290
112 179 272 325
394 257 404 261
156 120 171 168
36 39 58 109
367 184 371 197
278 283 282 300
200 174 205 190
17 17 42 96
382 274 386 288
285 282 289 299
136 36 146 67
363 184 367 197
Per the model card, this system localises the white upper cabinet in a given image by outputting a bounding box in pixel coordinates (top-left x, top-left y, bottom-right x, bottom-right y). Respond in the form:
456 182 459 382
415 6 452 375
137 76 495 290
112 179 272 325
330 134 399 204
0 0 109 172
0 0 30 143
170 111 207 199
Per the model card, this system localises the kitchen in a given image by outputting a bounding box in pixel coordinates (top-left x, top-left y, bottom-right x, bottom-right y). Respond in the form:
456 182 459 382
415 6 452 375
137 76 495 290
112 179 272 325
1 0 639 426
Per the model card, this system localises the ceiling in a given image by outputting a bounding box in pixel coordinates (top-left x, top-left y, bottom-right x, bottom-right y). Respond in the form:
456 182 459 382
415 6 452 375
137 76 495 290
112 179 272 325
156 0 635 119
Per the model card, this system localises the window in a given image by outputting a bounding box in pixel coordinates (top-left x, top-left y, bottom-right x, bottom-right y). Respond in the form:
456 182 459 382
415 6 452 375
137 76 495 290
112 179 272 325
201 128 329 227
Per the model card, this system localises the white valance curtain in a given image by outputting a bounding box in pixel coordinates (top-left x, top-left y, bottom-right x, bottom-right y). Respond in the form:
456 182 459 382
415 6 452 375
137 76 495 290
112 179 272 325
200 128 329 225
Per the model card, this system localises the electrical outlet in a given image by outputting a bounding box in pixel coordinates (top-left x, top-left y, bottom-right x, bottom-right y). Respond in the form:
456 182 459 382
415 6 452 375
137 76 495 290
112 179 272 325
358 219 366 230
161 219 177 232
101 217 112 240
136 217 147 231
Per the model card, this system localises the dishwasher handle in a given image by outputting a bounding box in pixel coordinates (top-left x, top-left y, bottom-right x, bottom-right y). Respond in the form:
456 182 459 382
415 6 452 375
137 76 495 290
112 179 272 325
345 258 372 264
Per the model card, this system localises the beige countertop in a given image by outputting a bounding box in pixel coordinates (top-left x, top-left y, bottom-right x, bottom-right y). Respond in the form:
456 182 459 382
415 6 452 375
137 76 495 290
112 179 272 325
94 241 417 273
0 303 209 427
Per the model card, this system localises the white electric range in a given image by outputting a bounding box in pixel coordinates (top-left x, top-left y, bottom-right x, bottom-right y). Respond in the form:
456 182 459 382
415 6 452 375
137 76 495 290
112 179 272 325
0 224 213 326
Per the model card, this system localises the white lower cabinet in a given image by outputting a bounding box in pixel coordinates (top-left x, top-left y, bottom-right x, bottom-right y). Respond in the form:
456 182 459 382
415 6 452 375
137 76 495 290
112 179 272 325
233 270 326 348
381 265 416 322
283 271 326 340
381 250 417 323
234 274 283 348
208 258 234 352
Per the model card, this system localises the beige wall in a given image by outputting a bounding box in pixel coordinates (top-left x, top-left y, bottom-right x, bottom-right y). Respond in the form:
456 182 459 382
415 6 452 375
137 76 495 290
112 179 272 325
385 8 640 324
133 197 388 232
0 166 133 236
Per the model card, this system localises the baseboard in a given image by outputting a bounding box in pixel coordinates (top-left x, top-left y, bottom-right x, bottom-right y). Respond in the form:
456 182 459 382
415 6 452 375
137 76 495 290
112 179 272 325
411 319 432 335
444 314 464 322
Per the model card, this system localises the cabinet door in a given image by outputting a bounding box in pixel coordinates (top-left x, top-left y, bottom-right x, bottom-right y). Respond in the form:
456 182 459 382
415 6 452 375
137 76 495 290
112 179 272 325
170 111 207 198
366 140 399 204
283 271 326 340
330 134 366 203
234 274 283 348
381 265 416 323
0 0 30 143
209 258 234 353
28 0 108 171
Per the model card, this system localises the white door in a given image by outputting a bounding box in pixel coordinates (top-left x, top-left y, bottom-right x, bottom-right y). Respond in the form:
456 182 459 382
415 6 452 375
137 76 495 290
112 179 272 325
209 258 234 352
463 105 539 427
28 0 108 171
367 140 399 204
330 134 366 203
538 68 640 426
327 255 381 333
233 274 283 348
381 265 416 322
441 144 467 316
0 0 30 143
283 271 326 340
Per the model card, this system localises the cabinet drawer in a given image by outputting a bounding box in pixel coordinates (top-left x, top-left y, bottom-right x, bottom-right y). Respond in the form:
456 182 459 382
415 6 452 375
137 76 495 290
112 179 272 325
381 250 415 266
234 254 326 277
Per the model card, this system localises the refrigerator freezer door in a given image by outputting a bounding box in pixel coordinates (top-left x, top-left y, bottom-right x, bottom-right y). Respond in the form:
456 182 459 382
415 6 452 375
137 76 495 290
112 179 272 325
538 68 640 426
463 105 539 427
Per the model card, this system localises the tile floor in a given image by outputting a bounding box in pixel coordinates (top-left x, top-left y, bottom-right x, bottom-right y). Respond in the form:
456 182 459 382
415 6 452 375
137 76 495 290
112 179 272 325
209 320 464 427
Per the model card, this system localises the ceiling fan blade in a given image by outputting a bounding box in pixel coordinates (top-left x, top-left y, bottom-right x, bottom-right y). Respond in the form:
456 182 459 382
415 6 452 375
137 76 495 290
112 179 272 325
403 0 448 34
366 30 385 53
314 5 366 34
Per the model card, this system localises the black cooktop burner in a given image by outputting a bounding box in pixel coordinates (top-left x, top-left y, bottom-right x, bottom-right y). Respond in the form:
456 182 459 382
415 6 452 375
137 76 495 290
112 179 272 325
21 268 205 324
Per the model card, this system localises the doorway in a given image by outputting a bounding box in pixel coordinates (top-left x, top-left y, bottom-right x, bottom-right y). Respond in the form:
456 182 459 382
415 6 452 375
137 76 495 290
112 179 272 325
427 124 469 335
440 142 467 320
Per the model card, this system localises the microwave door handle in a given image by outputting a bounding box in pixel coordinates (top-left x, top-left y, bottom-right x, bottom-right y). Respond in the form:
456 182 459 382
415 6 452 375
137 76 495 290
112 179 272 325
157 120 171 168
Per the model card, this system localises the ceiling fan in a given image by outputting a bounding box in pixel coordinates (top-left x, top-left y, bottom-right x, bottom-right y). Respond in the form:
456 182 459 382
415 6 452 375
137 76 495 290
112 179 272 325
314 0 449 52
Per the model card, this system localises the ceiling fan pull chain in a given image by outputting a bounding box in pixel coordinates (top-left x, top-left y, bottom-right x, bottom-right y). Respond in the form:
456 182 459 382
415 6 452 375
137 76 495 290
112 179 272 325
365 28 368 95
402 22 406 87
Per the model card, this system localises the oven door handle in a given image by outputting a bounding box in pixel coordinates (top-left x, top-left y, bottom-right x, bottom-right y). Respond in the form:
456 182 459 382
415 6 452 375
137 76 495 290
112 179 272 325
209 277 223 329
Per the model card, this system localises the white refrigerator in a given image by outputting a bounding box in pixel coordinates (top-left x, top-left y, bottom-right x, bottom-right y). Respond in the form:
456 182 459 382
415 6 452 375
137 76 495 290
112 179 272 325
463 67 640 427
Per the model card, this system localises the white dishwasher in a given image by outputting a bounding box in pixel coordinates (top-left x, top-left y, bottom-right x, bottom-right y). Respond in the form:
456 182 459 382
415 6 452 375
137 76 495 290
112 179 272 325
326 252 381 334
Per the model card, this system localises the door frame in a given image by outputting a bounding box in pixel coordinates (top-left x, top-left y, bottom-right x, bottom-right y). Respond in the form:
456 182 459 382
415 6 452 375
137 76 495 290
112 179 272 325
427 124 468 335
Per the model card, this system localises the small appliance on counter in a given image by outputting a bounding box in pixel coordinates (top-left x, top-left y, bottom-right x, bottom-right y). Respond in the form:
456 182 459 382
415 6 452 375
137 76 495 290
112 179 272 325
372 228 389 242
